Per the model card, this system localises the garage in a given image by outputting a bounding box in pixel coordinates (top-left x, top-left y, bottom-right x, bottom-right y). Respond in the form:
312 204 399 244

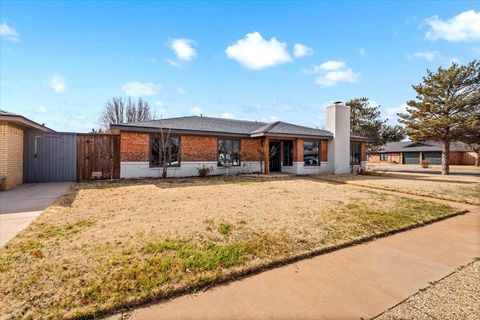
403 152 420 164
423 151 442 165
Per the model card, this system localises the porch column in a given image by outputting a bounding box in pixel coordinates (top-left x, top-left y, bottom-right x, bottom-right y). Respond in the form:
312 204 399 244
262 136 270 174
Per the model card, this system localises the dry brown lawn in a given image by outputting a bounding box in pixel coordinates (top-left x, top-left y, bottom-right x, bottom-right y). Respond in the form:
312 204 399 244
0 175 457 319
319 172 480 205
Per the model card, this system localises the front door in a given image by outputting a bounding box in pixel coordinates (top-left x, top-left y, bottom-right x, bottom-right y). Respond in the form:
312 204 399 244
269 142 281 172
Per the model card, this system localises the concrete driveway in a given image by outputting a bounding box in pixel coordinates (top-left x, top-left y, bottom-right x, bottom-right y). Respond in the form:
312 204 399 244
0 182 73 246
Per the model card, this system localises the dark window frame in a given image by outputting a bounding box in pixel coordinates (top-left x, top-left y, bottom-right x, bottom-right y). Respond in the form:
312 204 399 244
282 140 293 166
149 134 181 168
303 140 320 166
350 142 361 165
217 138 241 167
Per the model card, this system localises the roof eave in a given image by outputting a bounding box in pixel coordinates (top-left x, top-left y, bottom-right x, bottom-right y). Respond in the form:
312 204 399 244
110 124 251 138
0 115 54 132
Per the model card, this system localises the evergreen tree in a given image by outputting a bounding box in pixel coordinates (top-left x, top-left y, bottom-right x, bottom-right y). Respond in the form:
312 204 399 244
347 97 405 152
399 60 480 175
463 112 480 166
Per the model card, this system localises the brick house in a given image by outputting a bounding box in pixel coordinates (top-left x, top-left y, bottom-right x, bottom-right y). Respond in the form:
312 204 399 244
368 141 477 165
0 110 53 189
111 102 369 178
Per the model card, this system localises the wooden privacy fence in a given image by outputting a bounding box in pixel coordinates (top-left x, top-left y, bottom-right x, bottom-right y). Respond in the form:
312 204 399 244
77 134 120 180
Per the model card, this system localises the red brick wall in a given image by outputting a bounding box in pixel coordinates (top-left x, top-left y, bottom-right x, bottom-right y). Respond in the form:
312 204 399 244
120 132 265 163
368 154 380 163
181 135 217 161
390 153 402 164
293 138 304 162
241 138 261 161
361 142 367 161
449 152 463 165
320 140 328 162
120 132 149 161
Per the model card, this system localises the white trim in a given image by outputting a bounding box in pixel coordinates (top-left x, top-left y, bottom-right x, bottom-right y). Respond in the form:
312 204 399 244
121 161 262 178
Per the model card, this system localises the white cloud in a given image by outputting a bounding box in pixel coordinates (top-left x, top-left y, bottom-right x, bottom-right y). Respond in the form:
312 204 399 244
449 57 461 64
293 43 313 58
190 107 202 116
169 38 197 61
310 60 360 87
359 48 366 56
49 74 66 93
35 106 47 113
225 31 292 70
425 10 480 42
315 69 360 87
153 100 168 118
165 59 181 67
0 22 19 42
313 60 347 72
221 112 235 119
175 86 186 95
409 51 440 61
121 82 160 97
385 104 407 124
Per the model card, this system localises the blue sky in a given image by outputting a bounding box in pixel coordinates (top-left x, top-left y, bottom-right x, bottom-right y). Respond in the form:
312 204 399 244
1 1 479 132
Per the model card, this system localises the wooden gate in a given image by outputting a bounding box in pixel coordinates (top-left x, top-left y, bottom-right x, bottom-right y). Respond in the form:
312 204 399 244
77 134 120 180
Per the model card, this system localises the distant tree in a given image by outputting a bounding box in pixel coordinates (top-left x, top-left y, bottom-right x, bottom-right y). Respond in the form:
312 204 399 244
99 97 153 129
462 113 480 167
399 60 480 175
347 97 406 152
90 128 105 134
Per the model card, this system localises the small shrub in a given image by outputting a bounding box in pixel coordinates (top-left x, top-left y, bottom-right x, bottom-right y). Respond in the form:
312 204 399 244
218 222 232 235
197 165 213 177
421 160 430 168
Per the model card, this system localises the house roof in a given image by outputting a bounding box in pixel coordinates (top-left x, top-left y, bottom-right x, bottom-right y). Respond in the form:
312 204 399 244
0 109 54 132
111 116 339 139
372 141 472 153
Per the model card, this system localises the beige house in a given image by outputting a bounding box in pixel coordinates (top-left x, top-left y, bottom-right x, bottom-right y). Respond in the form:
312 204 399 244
0 110 53 190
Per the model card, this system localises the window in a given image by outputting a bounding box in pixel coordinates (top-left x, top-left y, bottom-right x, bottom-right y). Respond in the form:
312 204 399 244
304 140 319 166
218 139 240 166
150 136 180 167
350 142 361 165
380 153 388 161
283 140 293 166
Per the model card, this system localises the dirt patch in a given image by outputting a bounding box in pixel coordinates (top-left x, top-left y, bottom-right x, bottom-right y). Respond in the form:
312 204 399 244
0 176 456 319
317 172 480 205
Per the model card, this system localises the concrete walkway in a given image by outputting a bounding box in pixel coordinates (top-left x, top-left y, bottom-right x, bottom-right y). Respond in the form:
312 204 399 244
0 182 73 246
123 198 480 319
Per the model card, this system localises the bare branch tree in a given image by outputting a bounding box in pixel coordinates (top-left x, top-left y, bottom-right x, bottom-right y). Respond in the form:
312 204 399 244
256 140 279 174
151 127 173 178
126 98 153 123
100 97 153 130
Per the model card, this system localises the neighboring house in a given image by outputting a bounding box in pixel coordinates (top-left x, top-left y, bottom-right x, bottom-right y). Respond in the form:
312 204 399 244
368 141 477 165
110 102 369 178
0 109 53 189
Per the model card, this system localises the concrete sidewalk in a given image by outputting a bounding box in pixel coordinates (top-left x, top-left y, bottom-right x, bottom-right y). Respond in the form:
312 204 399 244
125 208 480 320
0 182 73 246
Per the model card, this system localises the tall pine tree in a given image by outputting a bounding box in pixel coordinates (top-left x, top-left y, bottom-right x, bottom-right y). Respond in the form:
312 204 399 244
399 60 480 175
347 98 405 152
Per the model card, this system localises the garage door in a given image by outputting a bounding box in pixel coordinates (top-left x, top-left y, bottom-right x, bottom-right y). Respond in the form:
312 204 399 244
423 152 442 165
403 152 420 164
